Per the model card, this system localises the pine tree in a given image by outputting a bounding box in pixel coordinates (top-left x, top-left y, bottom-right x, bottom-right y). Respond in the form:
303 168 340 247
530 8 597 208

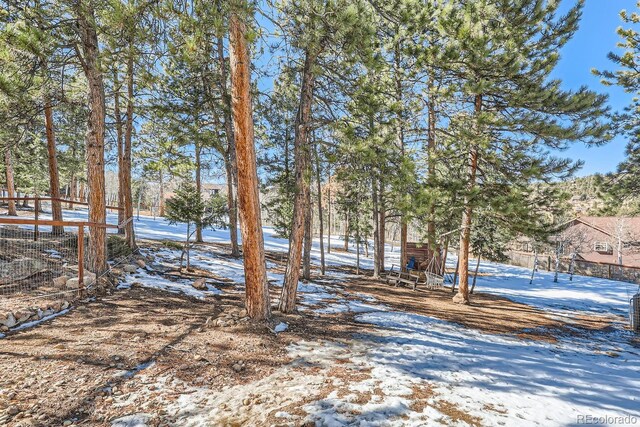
594 2 640 212
229 0 271 321
278 0 376 313
166 183 227 270
437 0 610 304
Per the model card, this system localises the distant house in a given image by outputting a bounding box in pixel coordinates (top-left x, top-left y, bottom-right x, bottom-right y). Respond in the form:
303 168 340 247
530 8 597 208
508 217 640 280
201 183 226 200
555 217 640 268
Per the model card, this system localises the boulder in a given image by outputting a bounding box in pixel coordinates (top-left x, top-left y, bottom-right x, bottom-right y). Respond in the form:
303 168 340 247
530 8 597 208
123 264 138 274
66 272 96 289
14 310 35 324
192 278 208 290
0 312 17 328
53 275 70 289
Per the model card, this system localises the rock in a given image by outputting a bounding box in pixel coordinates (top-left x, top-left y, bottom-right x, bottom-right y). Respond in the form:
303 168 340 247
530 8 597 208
242 398 250 406
232 363 244 373
37 309 54 319
452 292 470 305
84 271 97 284
53 275 70 288
14 310 34 324
64 278 79 290
135 259 146 269
192 278 207 290
66 272 96 289
0 312 16 328
123 265 138 273
6 406 20 416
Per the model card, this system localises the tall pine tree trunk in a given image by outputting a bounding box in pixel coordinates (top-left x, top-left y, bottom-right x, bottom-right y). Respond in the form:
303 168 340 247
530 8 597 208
229 3 270 320
302 184 312 281
400 222 407 269
344 213 349 251
158 171 165 216
217 36 240 257
75 0 107 274
43 95 64 234
114 67 125 233
123 45 136 248
195 144 203 243
4 149 17 216
372 177 380 278
68 176 77 209
378 183 386 273
470 255 481 294
441 236 450 275
394 39 407 271
280 48 317 313
453 94 481 305
315 145 325 275
327 167 331 254
426 76 437 256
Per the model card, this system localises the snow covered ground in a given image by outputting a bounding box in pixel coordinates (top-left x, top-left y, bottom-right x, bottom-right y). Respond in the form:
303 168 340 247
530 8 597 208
9 209 640 425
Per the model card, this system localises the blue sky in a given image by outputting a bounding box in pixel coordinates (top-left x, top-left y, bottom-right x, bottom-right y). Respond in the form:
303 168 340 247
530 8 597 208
553 0 637 176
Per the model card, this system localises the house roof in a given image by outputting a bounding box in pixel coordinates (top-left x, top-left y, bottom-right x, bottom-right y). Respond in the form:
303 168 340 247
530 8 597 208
573 216 640 240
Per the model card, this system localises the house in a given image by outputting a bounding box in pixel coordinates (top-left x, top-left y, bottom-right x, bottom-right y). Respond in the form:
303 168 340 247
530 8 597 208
555 217 640 268
508 216 640 281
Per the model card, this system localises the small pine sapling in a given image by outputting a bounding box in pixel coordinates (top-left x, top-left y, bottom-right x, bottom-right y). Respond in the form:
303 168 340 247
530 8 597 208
165 183 228 270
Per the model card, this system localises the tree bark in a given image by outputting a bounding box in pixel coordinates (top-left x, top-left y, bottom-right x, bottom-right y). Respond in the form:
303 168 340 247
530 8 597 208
74 0 107 274
441 236 450 275
344 212 349 252
302 182 312 281
123 43 136 249
114 67 125 233
315 145 325 275
217 36 240 257
394 39 407 272
372 176 380 278
195 144 203 243
4 149 17 216
229 4 270 320
44 96 64 234
470 255 481 294
159 171 165 216
378 180 385 273
400 221 407 269
426 75 437 255
327 167 331 254
68 176 77 209
453 94 482 305
280 48 317 313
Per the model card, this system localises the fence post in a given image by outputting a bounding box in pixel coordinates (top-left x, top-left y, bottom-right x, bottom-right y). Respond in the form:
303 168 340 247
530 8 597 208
78 225 85 298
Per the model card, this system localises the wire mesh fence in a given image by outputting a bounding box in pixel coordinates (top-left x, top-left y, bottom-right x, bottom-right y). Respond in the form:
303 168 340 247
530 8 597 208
0 196 132 332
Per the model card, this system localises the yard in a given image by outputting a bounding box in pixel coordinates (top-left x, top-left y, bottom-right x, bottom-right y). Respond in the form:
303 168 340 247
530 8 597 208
1 214 639 426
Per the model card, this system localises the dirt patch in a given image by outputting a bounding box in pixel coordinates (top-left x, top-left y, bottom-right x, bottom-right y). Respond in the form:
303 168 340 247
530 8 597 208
435 399 483 426
337 275 619 340
408 384 435 413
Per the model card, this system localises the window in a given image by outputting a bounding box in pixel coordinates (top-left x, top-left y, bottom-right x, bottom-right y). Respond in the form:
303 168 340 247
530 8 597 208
594 242 611 253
